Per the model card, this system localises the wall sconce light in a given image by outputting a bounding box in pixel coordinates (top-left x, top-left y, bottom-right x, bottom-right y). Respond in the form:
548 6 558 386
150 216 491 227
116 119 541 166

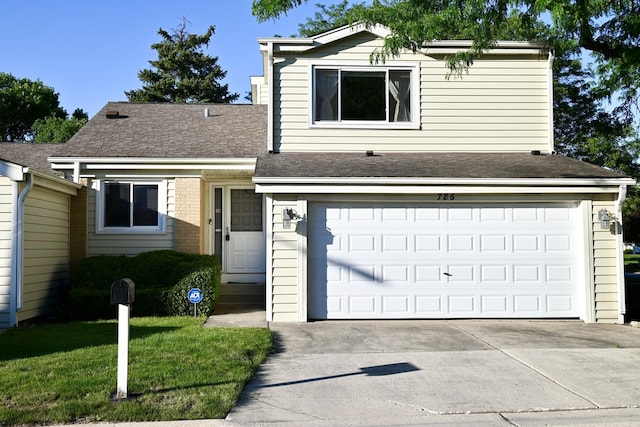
598 209 611 230
282 208 300 229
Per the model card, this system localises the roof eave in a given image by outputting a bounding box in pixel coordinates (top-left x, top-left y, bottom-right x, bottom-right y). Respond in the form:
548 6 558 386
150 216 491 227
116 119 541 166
253 176 635 187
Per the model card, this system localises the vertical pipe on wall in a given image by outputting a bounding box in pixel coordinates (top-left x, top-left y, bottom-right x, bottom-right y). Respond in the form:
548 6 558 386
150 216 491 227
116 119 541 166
16 173 33 313
547 49 555 154
615 184 628 323
267 42 274 153
9 181 18 327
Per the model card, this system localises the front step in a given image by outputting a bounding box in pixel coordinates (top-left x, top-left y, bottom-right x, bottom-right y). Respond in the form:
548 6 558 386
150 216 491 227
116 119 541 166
216 283 265 313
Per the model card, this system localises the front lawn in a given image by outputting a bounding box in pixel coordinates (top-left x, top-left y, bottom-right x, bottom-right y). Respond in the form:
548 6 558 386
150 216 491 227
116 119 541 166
0 317 272 426
625 253 640 272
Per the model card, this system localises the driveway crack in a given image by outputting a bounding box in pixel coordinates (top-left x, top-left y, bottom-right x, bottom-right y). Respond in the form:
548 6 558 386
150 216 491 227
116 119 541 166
446 321 601 409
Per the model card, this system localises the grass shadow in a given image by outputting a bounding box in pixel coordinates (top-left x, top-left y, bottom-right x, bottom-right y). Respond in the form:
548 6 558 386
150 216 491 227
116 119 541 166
0 322 179 361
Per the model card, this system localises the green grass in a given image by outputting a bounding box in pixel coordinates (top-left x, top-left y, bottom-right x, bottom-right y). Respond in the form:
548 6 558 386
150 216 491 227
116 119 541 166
625 253 640 271
0 317 272 426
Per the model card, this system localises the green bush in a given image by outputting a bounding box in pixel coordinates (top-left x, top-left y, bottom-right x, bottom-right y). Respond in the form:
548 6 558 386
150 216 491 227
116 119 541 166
70 255 132 289
60 250 220 321
162 269 218 317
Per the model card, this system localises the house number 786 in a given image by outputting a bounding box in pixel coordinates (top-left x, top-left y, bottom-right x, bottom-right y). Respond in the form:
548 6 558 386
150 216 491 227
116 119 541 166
437 193 455 200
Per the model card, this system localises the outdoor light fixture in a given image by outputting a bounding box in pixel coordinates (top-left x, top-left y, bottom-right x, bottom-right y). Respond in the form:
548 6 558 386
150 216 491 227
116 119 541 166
598 209 611 230
282 208 300 229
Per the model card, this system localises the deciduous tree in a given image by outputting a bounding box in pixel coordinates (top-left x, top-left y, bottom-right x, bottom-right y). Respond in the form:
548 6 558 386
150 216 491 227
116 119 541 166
0 72 66 142
253 0 640 124
32 115 88 143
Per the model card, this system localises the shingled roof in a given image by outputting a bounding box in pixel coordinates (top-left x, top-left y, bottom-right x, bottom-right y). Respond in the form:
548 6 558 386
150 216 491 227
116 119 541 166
52 102 268 158
0 143 65 177
255 152 631 180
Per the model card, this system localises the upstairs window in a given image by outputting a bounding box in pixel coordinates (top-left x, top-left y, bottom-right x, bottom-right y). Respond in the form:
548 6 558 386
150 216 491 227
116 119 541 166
312 65 417 127
97 180 166 233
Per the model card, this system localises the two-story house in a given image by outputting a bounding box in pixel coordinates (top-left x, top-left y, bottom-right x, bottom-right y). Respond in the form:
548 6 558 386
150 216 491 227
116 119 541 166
41 24 633 326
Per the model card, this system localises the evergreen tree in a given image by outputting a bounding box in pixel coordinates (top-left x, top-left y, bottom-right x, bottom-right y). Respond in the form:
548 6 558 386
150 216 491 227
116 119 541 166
126 19 238 103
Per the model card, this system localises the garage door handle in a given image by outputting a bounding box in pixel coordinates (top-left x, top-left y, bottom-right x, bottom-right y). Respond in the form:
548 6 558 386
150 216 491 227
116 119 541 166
443 272 452 277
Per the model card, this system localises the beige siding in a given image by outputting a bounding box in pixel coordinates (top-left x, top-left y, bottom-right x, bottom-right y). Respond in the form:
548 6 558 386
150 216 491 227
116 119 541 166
592 198 619 323
270 196 300 321
0 177 14 327
251 75 269 105
17 185 71 322
87 179 175 256
273 32 550 153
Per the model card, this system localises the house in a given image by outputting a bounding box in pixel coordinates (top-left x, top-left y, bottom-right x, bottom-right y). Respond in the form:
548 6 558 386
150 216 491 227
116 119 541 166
0 144 81 328
47 24 633 325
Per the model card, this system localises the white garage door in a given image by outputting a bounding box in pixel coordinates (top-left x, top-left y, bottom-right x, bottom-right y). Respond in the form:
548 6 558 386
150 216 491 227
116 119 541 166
308 203 583 319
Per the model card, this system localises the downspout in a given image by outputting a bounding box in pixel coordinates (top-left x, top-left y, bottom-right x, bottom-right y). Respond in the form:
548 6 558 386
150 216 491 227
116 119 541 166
615 184 628 323
267 41 275 153
9 181 19 327
16 173 33 314
547 49 555 154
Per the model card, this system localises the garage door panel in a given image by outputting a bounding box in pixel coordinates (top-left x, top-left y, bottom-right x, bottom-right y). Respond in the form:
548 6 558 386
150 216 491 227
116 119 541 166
416 296 443 314
308 203 582 319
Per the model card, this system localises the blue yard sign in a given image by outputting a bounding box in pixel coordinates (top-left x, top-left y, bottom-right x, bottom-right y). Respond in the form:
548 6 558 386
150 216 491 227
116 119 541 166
187 288 203 317
187 288 203 303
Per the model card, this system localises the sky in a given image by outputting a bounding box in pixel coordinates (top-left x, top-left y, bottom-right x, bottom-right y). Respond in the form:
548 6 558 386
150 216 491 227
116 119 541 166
1 0 345 118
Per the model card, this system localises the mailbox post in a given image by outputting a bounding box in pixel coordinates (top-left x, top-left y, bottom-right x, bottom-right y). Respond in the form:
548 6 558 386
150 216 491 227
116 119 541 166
110 278 135 399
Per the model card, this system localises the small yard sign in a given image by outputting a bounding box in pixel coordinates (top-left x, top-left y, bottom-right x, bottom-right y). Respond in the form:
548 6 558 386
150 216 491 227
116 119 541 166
187 288 203 317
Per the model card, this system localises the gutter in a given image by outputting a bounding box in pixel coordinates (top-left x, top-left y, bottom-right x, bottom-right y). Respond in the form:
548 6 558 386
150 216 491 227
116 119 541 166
252 176 636 187
547 50 555 154
267 41 274 152
9 181 19 327
15 172 33 316
616 184 628 323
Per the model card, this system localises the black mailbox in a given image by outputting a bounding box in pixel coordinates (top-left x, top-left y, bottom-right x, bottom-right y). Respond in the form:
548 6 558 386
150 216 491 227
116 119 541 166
110 278 135 305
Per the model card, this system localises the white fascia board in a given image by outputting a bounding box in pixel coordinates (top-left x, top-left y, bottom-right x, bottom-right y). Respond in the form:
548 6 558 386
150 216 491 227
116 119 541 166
252 176 636 187
49 157 257 172
0 160 27 181
422 40 547 49
82 164 256 171
254 184 626 195
30 170 82 195
261 23 391 54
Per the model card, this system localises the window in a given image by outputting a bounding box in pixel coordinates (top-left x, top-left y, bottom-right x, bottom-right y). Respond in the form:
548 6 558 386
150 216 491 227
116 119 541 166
312 65 416 127
97 180 166 233
230 189 263 232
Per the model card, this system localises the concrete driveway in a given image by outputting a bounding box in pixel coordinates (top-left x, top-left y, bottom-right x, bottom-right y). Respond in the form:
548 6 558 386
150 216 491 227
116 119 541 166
227 320 640 426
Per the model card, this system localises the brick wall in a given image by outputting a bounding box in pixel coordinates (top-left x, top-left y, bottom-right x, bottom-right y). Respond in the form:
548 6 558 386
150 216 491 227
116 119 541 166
174 178 202 254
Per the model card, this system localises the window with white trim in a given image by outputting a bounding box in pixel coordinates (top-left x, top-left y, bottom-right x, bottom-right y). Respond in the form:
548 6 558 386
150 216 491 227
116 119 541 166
312 65 418 127
97 180 166 233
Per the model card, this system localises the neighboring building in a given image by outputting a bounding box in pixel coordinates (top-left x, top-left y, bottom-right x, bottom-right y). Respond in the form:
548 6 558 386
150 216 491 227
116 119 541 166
48 24 633 324
0 144 81 328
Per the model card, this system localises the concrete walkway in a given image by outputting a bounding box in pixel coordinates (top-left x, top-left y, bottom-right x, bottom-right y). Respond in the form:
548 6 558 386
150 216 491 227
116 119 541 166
226 318 640 426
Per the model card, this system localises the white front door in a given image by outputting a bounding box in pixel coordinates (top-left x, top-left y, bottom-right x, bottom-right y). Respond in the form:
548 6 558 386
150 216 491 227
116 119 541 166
224 188 265 275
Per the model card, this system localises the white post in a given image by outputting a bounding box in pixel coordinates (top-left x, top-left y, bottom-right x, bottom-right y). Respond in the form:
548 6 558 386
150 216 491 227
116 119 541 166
116 304 129 399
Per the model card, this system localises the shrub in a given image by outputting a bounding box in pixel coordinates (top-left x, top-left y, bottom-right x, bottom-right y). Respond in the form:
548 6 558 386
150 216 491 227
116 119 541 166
60 250 220 321
162 269 218 317
70 255 132 289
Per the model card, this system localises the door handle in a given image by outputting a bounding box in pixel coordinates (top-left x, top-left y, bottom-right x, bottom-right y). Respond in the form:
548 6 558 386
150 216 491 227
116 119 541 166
225 227 230 241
